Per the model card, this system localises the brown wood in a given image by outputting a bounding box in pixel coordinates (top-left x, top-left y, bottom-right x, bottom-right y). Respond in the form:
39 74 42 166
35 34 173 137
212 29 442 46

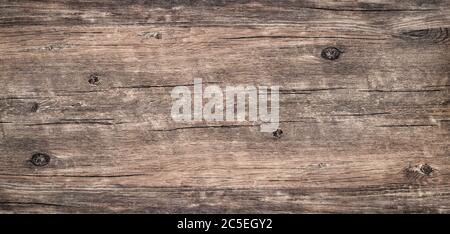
0 0 449 213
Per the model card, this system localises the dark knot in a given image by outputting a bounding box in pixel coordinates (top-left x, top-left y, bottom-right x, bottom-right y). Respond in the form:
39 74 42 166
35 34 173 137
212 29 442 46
30 153 50 167
88 74 100 85
321 47 342 60
272 129 283 138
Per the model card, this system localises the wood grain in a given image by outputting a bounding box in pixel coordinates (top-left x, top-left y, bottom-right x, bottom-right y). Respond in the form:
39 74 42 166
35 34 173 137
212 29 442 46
0 0 449 213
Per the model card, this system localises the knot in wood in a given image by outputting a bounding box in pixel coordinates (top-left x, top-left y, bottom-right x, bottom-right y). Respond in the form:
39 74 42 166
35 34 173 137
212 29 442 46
321 47 341 60
30 153 50 167
420 164 434 176
138 32 162 39
272 129 283 138
88 74 100 85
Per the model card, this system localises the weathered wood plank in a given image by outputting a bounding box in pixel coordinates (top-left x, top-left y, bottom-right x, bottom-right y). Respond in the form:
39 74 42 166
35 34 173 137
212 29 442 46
0 0 449 213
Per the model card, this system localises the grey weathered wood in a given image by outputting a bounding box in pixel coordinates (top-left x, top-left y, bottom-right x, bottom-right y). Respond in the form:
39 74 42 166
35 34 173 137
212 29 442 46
0 0 449 213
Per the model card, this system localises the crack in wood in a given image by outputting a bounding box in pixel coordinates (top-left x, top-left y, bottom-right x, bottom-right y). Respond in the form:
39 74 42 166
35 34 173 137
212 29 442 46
0 201 72 207
376 124 437 128
0 173 149 178
300 6 438 12
25 121 119 126
360 89 443 93
328 112 391 116
220 36 387 40
152 124 257 132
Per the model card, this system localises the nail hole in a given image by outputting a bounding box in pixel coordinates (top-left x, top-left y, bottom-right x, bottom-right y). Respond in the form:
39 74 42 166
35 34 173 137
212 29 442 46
30 153 50 167
46 45 54 51
272 129 283 138
154 32 162 39
31 102 39 112
321 47 342 60
44 43 66 51
88 74 100 85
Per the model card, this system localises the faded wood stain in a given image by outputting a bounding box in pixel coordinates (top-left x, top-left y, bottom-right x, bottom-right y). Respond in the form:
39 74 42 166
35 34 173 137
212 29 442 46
0 0 449 213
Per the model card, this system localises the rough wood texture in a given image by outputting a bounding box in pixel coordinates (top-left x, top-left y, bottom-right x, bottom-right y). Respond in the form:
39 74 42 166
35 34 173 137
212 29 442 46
0 0 449 213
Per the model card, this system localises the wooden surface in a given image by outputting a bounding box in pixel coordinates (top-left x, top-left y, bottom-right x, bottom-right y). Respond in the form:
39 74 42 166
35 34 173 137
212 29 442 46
0 0 449 213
